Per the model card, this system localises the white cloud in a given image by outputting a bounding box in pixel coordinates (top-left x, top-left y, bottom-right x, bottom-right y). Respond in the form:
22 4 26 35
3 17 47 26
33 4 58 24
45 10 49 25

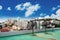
15 2 40 17
7 7 11 11
15 4 25 10
43 9 60 20
56 9 60 15
45 9 60 20
0 5 2 10
50 14 56 18
57 5 60 7
55 9 60 19
23 2 31 7
25 4 40 17
40 13 46 17
39 14 55 19
15 2 31 11
50 14 60 20
44 15 50 18
38 6 60 20
50 5 60 20
38 17 44 19
52 7 56 11
52 5 60 11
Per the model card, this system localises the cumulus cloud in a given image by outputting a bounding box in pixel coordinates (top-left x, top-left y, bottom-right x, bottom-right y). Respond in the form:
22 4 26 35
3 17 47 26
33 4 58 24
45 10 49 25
38 14 55 19
44 15 50 18
44 9 60 20
15 4 25 10
55 9 60 19
25 4 40 17
15 2 31 11
56 9 60 14
0 5 2 10
15 2 40 17
7 7 11 11
50 14 56 18
43 14 56 19
23 2 31 7
38 9 60 20
50 4 60 20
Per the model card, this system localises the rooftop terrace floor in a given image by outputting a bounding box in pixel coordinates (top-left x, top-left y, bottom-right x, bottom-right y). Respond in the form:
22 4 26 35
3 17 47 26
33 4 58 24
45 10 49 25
0 29 60 40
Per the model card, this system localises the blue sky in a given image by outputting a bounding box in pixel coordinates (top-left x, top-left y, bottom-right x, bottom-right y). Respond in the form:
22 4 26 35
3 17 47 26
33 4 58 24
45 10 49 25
0 0 60 19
